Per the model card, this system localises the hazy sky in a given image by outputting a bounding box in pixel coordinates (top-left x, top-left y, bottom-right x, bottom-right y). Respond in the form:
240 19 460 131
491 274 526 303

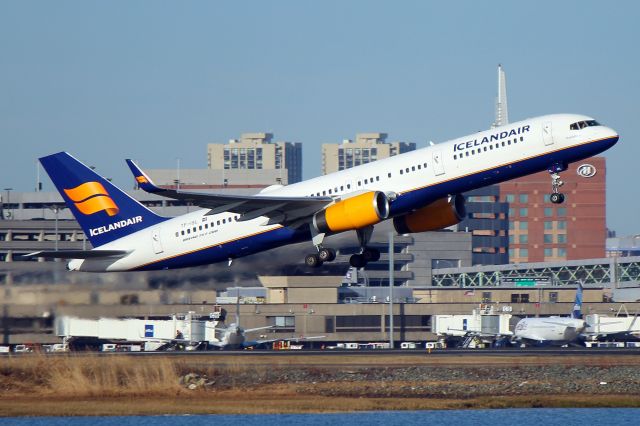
1 1 638 234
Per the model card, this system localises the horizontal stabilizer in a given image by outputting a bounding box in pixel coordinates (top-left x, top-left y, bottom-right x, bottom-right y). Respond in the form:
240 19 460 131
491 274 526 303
23 250 130 259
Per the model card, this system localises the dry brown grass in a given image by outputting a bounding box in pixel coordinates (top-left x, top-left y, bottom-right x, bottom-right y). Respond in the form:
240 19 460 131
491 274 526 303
2 352 640 416
0 353 183 397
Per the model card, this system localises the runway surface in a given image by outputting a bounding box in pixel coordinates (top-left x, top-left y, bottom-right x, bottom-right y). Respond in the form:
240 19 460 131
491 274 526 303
123 347 640 357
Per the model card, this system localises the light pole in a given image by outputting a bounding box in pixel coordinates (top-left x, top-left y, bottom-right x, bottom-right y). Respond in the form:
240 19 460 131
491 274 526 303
388 231 394 349
49 205 65 251
176 158 181 190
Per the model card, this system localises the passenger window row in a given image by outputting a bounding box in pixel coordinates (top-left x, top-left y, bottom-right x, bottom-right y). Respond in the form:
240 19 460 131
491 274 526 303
175 215 241 238
453 137 524 160
308 162 428 197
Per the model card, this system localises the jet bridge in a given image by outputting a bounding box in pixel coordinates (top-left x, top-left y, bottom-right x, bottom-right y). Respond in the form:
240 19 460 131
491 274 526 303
434 304 514 347
55 310 224 350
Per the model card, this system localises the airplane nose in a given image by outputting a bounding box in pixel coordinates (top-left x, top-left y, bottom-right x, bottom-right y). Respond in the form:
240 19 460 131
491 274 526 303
605 127 619 144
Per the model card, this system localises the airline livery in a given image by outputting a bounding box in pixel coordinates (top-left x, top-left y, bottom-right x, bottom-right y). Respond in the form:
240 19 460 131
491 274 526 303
513 282 586 346
29 114 618 272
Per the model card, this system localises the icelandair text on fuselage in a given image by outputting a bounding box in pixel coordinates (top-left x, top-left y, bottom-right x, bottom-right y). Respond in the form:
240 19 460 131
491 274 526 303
89 216 142 236
453 125 530 152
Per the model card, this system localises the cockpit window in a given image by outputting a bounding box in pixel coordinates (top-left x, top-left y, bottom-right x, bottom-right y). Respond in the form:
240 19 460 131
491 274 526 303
570 120 600 130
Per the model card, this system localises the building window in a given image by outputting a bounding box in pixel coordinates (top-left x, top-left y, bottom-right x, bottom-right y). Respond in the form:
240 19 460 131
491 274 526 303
557 234 567 243
544 221 553 230
544 248 553 257
544 207 553 217
519 208 528 217
558 247 567 257
558 207 567 217
508 235 514 244
519 221 528 230
544 194 551 203
335 315 380 332
558 221 567 230
519 234 528 243
482 292 492 303
267 316 295 331
505 194 515 203
508 208 515 217
520 248 528 258
325 317 335 333
544 234 553 243
432 259 461 269
511 293 530 303
519 194 528 203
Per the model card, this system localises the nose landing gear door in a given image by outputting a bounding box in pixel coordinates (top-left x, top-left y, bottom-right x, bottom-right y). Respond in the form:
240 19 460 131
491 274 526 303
542 121 554 146
151 228 164 254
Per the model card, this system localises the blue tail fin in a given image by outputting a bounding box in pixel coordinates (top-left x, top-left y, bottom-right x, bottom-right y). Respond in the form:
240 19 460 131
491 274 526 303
571 281 583 319
39 152 166 247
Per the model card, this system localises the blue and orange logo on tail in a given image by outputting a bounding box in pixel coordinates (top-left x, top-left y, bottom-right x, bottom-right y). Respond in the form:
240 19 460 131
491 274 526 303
63 182 119 216
135 176 149 184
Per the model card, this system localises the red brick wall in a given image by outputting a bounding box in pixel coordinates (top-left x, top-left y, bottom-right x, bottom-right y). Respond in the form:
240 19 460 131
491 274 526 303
499 157 606 262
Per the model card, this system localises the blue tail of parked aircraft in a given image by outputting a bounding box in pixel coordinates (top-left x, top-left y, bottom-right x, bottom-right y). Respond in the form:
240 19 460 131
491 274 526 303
39 152 167 247
571 282 584 319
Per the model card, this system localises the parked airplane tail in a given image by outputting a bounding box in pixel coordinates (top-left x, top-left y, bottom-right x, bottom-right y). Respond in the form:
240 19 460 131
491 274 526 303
572 281 584 319
39 152 167 247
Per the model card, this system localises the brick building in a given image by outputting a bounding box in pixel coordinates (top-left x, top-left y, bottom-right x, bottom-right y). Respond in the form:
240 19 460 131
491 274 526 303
500 156 606 262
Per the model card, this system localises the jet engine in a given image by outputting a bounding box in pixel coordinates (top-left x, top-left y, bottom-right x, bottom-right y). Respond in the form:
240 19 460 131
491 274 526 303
393 194 466 234
313 191 390 234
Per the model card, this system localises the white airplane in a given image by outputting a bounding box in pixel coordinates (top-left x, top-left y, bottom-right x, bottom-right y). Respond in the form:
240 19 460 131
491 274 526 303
29 114 618 272
513 282 586 346
208 320 324 350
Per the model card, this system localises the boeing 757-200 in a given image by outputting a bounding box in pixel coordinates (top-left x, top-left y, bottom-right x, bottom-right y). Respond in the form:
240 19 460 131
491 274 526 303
28 114 618 272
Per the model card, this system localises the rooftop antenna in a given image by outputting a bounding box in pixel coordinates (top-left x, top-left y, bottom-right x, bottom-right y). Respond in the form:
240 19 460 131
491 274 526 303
492 64 509 128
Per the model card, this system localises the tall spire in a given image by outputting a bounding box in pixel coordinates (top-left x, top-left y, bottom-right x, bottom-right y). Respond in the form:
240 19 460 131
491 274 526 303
492 64 509 128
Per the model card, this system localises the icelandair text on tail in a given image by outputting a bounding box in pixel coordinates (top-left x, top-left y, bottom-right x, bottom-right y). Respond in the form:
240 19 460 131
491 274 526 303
89 216 143 237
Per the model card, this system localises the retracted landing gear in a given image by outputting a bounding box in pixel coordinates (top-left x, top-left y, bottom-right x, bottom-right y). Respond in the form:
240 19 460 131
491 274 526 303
349 226 381 268
548 163 566 204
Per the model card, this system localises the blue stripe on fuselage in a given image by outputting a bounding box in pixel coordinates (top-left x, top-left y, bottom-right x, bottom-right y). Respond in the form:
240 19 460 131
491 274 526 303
133 225 310 271
134 136 618 271
388 136 618 215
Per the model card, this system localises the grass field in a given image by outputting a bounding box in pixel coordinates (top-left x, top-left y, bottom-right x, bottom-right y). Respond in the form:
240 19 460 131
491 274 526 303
1 352 640 416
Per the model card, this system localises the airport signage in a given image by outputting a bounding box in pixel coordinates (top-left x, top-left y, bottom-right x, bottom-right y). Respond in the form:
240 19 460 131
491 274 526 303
502 276 550 286
144 324 154 337
577 163 597 178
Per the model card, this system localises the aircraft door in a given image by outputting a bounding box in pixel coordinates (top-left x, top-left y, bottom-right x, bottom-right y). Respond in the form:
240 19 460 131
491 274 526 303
542 121 554 146
151 228 164 254
432 150 445 176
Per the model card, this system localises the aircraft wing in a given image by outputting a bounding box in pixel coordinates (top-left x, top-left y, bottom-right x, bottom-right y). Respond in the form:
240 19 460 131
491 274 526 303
23 250 130 259
243 325 275 334
446 328 513 337
540 320 579 327
126 159 332 224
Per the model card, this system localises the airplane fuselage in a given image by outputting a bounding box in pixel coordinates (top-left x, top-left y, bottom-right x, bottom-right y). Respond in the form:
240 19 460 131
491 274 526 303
513 316 587 345
69 114 619 272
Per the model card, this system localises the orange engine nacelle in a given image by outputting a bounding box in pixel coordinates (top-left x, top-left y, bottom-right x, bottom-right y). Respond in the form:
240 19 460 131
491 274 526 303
393 194 466 234
313 191 390 234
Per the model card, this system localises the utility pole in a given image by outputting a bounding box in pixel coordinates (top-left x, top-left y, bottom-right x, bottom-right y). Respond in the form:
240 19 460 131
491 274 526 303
388 231 394 349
